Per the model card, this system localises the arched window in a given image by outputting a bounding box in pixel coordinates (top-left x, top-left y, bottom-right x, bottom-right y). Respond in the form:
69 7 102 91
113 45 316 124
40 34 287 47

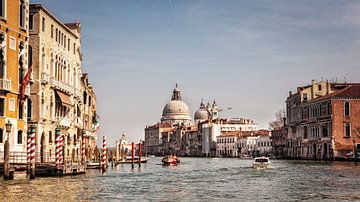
19 0 25 28
17 130 23 144
344 102 350 117
83 91 87 104
27 98 32 120
28 45 32 66
345 123 351 138
0 43 4 78
0 128 3 143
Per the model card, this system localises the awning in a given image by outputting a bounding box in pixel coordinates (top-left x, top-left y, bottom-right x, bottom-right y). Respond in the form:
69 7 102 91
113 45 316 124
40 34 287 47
55 90 72 106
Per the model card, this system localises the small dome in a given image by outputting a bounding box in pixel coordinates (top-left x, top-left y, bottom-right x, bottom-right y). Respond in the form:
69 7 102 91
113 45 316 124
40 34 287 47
194 109 209 121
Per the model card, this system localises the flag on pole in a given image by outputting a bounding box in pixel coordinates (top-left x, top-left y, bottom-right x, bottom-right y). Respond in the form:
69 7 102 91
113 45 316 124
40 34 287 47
92 114 100 132
20 65 32 105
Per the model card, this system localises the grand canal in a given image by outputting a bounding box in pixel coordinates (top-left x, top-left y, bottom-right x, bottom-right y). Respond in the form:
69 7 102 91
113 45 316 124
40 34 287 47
1 158 360 201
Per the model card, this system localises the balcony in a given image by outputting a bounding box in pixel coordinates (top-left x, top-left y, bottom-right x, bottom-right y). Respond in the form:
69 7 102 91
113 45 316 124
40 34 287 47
57 117 71 128
74 88 82 99
41 72 50 84
51 78 73 95
0 79 11 91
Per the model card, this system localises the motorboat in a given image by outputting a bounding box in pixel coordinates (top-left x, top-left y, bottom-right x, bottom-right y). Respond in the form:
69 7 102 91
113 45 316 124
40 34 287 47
162 155 180 166
252 157 272 169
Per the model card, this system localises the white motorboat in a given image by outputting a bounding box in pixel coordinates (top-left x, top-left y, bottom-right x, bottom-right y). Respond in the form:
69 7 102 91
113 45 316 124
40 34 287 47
252 157 272 169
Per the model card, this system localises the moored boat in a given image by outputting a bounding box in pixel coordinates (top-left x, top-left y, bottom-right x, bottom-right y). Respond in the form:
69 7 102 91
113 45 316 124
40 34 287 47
162 155 180 166
252 157 272 169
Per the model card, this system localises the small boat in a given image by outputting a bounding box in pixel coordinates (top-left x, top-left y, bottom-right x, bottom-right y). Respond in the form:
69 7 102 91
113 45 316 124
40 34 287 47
119 157 149 164
162 155 180 166
252 157 272 169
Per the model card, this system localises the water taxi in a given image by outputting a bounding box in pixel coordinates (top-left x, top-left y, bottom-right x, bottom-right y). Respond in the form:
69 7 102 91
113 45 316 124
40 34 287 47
162 155 180 166
252 157 272 169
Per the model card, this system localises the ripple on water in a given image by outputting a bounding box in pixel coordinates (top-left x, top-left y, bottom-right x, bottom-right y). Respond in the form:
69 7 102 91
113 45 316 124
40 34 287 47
1 158 360 201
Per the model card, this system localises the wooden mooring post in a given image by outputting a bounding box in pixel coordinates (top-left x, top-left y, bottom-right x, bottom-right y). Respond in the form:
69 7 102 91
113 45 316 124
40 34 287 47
138 142 142 168
131 142 134 169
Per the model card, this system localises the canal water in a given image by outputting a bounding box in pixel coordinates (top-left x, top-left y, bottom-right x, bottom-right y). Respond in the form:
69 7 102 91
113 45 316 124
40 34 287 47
1 157 360 201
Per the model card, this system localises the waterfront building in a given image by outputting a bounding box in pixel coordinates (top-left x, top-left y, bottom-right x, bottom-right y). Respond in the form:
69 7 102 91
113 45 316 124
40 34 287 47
237 132 257 156
256 130 272 156
216 132 240 157
271 126 287 158
144 122 173 155
0 0 30 156
286 80 360 159
80 73 97 161
28 4 92 163
235 130 272 157
183 127 201 156
200 118 258 156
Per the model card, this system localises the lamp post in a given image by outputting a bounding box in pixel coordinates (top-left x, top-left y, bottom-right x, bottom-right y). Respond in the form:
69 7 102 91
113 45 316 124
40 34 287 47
4 120 12 180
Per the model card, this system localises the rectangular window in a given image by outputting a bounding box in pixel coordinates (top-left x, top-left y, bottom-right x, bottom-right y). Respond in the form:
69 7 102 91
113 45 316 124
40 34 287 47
345 123 351 138
303 93 308 102
51 25 53 38
73 43 76 55
29 15 33 30
318 85 322 91
0 128 3 143
303 126 308 139
0 0 5 18
68 39 70 51
64 36 66 48
18 101 23 119
344 102 350 117
42 17 45 32
55 28 58 42
9 36 16 50
0 98 3 116
49 131 52 143
8 98 15 111
17 131 22 144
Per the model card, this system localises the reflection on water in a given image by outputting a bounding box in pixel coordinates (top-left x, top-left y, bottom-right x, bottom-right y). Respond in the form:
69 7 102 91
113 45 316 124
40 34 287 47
1 158 360 201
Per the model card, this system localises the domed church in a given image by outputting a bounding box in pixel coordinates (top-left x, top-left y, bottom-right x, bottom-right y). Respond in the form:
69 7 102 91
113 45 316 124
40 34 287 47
161 84 193 126
194 99 219 124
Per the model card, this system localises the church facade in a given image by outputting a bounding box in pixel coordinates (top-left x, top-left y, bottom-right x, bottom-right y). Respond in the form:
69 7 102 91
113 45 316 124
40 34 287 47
144 84 259 156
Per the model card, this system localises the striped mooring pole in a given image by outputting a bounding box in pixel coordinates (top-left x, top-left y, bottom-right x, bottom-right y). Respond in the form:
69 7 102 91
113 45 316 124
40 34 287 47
101 136 107 172
30 126 36 179
27 131 31 173
55 127 61 169
59 135 64 166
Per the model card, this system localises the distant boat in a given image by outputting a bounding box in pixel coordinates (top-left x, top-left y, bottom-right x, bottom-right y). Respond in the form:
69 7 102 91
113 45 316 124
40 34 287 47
162 155 180 166
252 157 272 169
119 156 149 164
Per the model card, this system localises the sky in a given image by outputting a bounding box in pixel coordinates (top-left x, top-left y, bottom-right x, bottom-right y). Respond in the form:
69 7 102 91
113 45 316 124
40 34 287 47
32 0 360 146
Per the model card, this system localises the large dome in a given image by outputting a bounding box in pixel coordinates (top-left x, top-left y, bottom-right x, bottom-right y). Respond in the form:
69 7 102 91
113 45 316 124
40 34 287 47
162 100 191 117
161 84 192 125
